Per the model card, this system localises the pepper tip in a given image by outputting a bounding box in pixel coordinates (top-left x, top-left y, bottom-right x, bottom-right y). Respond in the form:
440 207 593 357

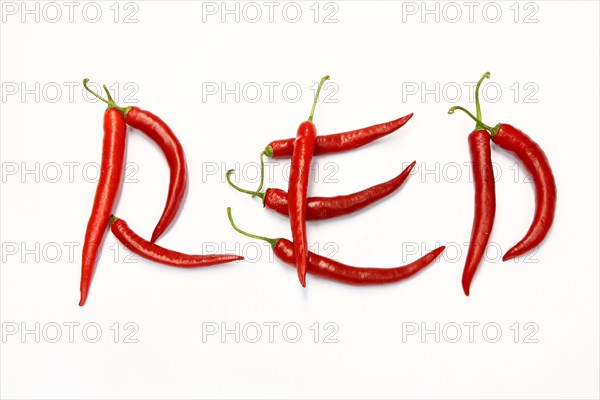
502 252 515 262
298 274 307 288
461 275 471 296
462 285 470 296
150 231 160 244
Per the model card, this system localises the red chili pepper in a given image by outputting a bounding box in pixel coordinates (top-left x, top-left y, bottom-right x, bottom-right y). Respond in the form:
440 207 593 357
227 208 445 285
226 161 416 220
491 124 556 261
450 72 556 268
263 113 413 159
84 82 187 243
448 73 497 296
110 216 243 267
288 75 329 287
462 130 496 295
80 95 126 306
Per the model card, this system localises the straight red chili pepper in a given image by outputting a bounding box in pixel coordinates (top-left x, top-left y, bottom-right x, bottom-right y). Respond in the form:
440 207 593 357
226 161 416 220
110 216 243 267
263 113 413 158
80 103 126 306
227 208 445 285
288 75 329 287
449 73 497 296
84 82 187 243
462 130 496 296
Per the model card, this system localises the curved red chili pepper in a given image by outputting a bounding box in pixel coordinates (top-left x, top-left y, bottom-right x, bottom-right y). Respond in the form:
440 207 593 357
84 83 188 243
227 208 445 285
110 216 243 267
124 107 188 243
462 130 496 296
80 98 126 306
276 238 444 284
226 161 416 220
491 124 556 261
264 113 413 158
288 75 329 287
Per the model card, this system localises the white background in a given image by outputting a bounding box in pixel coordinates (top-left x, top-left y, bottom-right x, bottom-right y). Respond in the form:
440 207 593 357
1 1 599 399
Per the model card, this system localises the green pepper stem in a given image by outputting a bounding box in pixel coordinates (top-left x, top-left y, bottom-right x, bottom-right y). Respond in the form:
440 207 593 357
308 75 330 123
252 150 266 197
448 106 498 135
226 170 265 200
110 215 119 225
103 84 115 103
475 72 490 130
226 207 278 248
82 78 130 118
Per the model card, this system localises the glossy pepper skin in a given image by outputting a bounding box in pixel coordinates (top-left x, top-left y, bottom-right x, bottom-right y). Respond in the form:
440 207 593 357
226 207 446 286
288 120 317 287
491 124 556 261
111 216 243 267
449 71 557 278
265 113 413 158
125 107 188 243
274 239 445 285
264 161 415 220
462 130 496 296
80 108 126 306
82 82 189 245
281 75 330 287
